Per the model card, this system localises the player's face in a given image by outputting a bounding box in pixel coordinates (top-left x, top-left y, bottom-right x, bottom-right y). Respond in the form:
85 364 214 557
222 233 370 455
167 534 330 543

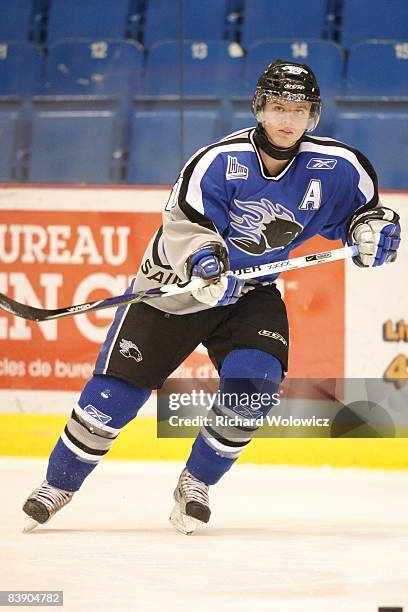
261 99 312 148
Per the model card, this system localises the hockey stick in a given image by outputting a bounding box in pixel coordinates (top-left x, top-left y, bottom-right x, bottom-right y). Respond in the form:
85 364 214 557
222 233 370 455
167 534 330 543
0 245 358 322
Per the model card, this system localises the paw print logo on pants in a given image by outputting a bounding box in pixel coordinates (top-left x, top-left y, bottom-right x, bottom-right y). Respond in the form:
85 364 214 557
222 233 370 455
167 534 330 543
119 339 143 362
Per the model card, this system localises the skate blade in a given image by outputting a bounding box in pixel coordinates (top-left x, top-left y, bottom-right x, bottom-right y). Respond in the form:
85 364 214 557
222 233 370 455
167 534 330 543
22 517 40 534
169 502 203 535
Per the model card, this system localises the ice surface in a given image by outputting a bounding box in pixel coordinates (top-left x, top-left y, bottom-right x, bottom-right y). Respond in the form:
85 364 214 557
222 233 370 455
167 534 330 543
1 458 408 612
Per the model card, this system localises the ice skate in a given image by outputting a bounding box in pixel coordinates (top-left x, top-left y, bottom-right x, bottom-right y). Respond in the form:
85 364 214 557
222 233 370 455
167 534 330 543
169 468 211 535
22 480 74 533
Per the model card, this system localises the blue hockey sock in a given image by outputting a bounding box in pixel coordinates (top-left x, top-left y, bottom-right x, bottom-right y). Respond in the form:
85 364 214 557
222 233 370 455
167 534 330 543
186 349 282 485
186 432 235 485
46 375 151 491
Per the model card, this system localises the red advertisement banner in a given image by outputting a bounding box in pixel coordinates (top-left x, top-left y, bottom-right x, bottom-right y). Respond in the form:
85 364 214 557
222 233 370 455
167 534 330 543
0 206 344 391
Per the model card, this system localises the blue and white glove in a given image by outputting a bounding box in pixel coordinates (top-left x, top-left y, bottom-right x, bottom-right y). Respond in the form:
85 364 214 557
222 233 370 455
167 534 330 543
187 246 245 307
190 248 223 280
347 206 401 267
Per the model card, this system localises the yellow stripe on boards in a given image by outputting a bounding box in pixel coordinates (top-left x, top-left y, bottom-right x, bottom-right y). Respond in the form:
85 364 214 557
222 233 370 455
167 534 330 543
1 414 408 470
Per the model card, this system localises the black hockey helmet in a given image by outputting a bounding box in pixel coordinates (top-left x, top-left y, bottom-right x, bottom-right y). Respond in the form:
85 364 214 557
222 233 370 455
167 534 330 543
252 59 322 132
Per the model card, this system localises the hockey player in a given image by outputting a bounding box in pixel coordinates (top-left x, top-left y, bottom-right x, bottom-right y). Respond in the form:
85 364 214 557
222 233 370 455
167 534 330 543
23 60 401 535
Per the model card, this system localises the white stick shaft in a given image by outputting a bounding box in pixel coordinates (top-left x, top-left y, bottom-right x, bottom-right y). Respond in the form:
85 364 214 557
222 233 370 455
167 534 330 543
159 245 359 297
0 245 359 321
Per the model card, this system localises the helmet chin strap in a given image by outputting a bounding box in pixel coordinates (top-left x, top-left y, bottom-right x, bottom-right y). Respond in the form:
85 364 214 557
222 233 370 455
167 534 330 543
253 123 301 161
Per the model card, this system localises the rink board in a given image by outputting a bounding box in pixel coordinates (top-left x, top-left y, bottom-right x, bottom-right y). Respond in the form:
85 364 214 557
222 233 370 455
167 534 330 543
1 413 408 470
0 185 347 392
0 186 407 469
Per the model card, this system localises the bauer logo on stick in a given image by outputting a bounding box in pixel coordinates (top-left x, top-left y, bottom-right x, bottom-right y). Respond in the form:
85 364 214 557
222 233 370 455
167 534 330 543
67 304 93 313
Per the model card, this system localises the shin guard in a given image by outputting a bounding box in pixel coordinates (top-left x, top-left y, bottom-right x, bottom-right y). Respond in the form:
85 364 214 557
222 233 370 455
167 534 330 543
47 375 151 491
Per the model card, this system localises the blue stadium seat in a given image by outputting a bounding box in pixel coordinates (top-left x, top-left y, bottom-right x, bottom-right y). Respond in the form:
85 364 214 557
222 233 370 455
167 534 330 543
241 40 344 96
47 0 133 44
28 101 121 183
132 38 243 183
0 42 43 95
334 114 408 189
142 1 178 46
0 108 21 181
128 109 222 184
239 40 344 133
0 0 34 41
341 0 408 49
230 112 256 133
241 0 327 49
0 42 41 182
142 40 244 97
45 40 143 95
346 42 408 96
143 0 228 48
128 109 182 184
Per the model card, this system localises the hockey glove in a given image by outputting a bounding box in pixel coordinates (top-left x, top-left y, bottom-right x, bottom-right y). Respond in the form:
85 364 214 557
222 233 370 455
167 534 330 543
190 247 224 280
191 272 245 307
347 206 401 267
187 246 245 307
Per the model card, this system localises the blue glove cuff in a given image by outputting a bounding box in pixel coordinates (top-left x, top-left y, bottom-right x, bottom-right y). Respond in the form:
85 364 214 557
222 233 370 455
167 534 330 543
185 243 230 279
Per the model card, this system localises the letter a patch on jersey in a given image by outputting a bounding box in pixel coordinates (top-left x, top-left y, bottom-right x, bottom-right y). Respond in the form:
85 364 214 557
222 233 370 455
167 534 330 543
226 155 249 180
299 179 322 210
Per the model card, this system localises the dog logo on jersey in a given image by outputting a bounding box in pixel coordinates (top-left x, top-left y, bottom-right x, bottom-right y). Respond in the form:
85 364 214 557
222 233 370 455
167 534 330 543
83 404 112 425
119 339 143 362
226 156 249 180
229 198 303 255
306 158 337 170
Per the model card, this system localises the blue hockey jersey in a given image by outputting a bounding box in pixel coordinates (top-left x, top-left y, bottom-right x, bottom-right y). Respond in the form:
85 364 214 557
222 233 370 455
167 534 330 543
134 127 379 314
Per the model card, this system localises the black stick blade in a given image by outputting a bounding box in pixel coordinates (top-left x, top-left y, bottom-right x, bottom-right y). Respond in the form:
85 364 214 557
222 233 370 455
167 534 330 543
0 290 150 322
